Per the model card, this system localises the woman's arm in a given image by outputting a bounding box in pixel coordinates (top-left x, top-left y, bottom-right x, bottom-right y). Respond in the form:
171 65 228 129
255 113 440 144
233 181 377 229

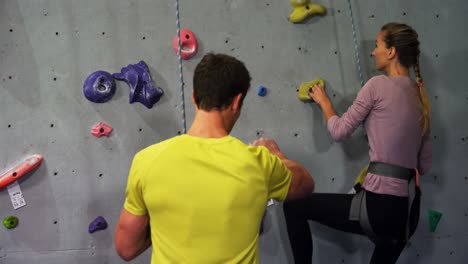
309 82 375 141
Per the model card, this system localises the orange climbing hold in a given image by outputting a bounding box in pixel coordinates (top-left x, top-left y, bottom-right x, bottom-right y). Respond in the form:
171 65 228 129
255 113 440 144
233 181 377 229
0 154 43 190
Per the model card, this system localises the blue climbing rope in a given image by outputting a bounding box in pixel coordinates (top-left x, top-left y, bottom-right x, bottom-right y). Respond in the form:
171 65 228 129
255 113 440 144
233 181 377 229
346 0 364 87
175 0 187 134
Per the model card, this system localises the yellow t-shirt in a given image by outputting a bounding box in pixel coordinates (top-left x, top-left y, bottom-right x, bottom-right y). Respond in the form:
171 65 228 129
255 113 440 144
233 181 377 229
124 135 292 264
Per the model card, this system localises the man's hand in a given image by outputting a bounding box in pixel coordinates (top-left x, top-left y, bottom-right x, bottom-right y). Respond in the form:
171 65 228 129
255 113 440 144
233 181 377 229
251 137 286 159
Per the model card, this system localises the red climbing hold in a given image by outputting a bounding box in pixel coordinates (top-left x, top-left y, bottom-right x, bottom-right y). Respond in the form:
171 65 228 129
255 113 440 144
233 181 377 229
0 154 43 190
173 29 198 60
91 122 113 137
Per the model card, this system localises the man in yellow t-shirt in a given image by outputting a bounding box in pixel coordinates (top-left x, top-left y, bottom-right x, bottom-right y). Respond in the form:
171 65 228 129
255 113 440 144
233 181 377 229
115 53 315 263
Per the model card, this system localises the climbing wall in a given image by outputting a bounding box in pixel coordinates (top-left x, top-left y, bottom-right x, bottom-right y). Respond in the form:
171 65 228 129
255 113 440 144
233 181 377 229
0 0 467 263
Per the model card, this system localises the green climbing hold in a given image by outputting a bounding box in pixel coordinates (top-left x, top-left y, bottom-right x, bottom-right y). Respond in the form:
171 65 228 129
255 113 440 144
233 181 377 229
3 215 19 229
297 78 325 102
428 209 442 232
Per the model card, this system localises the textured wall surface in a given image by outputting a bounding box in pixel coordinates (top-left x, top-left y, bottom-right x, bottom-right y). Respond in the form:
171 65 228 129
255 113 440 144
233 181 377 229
0 0 467 263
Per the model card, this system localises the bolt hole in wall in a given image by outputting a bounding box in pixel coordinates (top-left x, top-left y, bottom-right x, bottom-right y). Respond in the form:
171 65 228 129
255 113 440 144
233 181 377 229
55 32 59 36
53 220 58 224
99 173 103 178
50 123 54 128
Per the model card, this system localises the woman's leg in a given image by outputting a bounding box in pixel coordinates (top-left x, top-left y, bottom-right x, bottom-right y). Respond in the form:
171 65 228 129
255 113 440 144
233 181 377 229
283 193 365 264
284 190 421 264
366 190 421 264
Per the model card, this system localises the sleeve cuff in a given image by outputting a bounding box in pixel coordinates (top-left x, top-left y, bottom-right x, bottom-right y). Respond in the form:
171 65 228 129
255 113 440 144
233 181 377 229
327 115 339 132
124 201 147 216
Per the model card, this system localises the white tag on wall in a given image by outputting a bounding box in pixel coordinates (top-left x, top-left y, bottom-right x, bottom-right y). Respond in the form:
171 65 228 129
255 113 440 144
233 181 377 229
7 181 26 209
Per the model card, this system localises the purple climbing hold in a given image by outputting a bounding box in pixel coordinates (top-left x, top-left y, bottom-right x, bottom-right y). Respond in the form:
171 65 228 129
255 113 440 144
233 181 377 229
88 216 108 233
113 61 164 109
83 71 116 103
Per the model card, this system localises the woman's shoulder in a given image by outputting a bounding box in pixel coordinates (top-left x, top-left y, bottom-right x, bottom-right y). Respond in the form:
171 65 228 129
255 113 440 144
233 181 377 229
367 75 389 85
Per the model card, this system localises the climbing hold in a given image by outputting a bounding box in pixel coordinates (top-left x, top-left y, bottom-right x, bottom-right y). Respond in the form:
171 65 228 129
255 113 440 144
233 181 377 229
3 216 19 229
173 29 198 60
257 86 267 97
355 165 369 185
290 0 308 7
297 78 325 102
428 209 442 232
83 71 116 103
289 0 326 23
89 216 108 233
91 122 113 137
113 61 164 109
0 154 43 190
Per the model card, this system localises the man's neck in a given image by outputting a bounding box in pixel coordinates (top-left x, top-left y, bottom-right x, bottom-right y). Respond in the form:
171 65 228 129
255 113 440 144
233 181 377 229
187 109 231 138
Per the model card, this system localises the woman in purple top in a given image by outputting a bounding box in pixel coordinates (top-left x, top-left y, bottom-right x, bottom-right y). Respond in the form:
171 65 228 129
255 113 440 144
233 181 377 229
284 23 432 264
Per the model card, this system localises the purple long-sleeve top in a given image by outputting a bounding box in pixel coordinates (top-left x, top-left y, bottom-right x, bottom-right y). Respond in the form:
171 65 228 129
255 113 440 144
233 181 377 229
327 75 432 197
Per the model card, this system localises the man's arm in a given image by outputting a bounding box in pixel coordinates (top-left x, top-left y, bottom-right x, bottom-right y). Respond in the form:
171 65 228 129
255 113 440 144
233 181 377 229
281 158 315 200
114 209 151 261
252 138 314 199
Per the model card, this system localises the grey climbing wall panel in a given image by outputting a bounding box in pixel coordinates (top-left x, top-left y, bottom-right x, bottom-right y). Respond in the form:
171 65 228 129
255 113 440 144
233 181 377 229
0 0 467 263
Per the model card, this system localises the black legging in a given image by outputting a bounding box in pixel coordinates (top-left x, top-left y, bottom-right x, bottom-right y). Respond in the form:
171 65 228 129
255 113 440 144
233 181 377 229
283 189 420 264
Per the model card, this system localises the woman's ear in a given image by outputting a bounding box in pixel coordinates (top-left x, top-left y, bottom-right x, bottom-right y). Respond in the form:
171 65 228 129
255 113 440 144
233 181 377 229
388 46 397 60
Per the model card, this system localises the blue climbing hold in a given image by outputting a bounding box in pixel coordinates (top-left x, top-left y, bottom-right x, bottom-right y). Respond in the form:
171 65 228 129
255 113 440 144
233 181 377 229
83 71 116 103
257 86 267 97
113 61 164 109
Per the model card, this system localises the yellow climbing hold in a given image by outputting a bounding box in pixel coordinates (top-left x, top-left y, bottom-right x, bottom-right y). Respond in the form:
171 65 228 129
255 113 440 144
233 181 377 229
355 165 369 185
290 0 326 23
298 78 325 102
290 0 308 7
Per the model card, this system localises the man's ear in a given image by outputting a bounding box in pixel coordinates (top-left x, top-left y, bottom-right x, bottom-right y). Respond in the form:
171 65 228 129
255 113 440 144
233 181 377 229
191 90 198 109
388 46 397 60
232 93 243 113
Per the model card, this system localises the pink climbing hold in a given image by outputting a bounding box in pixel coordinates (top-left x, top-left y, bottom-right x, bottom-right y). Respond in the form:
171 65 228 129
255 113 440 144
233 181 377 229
173 29 198 60
91 122 113 137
